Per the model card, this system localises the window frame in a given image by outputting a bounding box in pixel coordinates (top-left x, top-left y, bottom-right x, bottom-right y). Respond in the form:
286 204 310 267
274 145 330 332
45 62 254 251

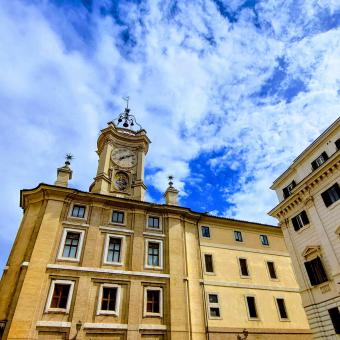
111 210 126 225
260 234 269 246
96 283 121 316
201 226 211 238
321 183 340 208
304 256 328 286
266 261 278 280
275 297 289 321
143 286 163 317
45 279 75 313
144 239 163 270
68 203 88 220
244 295 259 320
146 215 162 231
207 292 222 319
291 210 309 232
234 230 243 242
203 253 215 274
282 180 296 199
311 151 329 170
57 228 85 262
238 257 250 278
103 234 125 266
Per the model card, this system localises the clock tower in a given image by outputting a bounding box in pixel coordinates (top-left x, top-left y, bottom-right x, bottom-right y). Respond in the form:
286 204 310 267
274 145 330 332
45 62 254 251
90 103 150 200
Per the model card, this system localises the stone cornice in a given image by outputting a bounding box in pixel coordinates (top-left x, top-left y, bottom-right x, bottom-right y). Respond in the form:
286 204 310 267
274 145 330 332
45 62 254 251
269 154 340 220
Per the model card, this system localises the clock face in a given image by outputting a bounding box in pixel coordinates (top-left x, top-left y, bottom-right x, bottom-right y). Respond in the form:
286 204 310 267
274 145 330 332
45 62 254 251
111 148 137 168
114 172 129 191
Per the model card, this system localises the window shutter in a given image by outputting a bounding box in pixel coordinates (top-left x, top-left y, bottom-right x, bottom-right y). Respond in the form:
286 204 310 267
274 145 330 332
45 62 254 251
334 182 340 195
335 138 340 150
328 307 340 334
321 151 328 161
311 160 318 170
301 211 309 225
291 217 300 231
321 190 332 207
304 261 317 286
283 187 289 199
291 180 296 188
315 257 328 283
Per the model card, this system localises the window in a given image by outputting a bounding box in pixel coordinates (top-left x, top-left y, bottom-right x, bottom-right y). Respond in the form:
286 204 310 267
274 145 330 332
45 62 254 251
207 293 221 318
46 280 74 313
234 231 243 242
282 180 296 199
239 258 249 277
148 216 160 229
71 204 86 218
97 284 120 315
321 183 340 207
201 226 210 238
145 239 163 269
245 296 258 319
328 307 340 334
335 138 340 150
304 257 328 286
144 287 162 317
112 211 124 224
57 229 84 262
260 235 269 246
276 298 288 320
204 254 214 273
291 211 309 231
104 235 124 265
267 261 278 279
311 152 328 170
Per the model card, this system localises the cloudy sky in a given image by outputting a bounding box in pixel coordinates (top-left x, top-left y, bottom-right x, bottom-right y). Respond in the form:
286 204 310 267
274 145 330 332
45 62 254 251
0 0 339 270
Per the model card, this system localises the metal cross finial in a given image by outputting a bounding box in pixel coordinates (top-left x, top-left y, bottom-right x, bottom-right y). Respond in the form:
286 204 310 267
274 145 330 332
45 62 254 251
65 153 74 166
123 96 129 109
113 97 142 130
168 175 174 188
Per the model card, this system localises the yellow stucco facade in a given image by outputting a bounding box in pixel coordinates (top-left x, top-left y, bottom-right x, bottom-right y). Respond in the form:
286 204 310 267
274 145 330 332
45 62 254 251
0 117 312 339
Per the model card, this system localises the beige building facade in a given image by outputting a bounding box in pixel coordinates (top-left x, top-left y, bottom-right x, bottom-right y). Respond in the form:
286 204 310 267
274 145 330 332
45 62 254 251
269 117 340 339
0 107 311 339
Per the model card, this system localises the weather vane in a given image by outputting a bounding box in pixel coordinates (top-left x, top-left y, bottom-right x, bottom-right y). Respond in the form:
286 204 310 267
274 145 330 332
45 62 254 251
65 153 74 166
112 96 142 130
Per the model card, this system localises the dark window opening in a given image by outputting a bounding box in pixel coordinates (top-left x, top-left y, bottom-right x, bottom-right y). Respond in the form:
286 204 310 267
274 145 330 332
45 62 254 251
260 235 269 246
204 254 214 273
304 257 328 286
51 284 71 309
267 261 277 279
112 211 124 224
328 307 340 334
335 138 340 150
311 152 329 170
146 290 160 313
321 183 340 207
276 298 288 319
148 216 160 229
71 205 86 218
239 258 249 276
148 242 160 267
210 307 220 317
291 210 309 231
282 180 296 199
101 287 117 311
246 296 258 318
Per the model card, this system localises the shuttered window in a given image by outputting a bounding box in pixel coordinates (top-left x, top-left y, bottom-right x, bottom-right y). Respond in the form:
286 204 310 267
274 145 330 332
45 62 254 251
304 257 328 286
291 211 309 231
335 138 340 150
282 180 296 199
311 151 329 170
328 307 340 334
321 183 340 207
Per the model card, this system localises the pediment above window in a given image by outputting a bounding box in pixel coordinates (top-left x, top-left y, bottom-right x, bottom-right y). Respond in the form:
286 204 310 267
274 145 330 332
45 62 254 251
302 246 321 260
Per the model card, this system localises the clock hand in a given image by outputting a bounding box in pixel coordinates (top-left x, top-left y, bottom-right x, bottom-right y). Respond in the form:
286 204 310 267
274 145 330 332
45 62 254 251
119 154 133 161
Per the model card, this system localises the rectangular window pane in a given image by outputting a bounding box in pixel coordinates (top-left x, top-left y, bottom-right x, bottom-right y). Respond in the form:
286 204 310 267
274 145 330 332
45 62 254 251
234 231 243 242
246 296 258 318
107 237 122 263
204 254 214 273
51 284 70 309
62 232 80 258
239 258 249 276
201 226 210 238
267 261 277 279
260 235 269 246
208 294 218 304
328 307 340 334
71 205 85 218
146 290 160 313
148 242 160 266
148 216 160 228
276 298 288 319
112 211 124 223
101 287 117 311
210 307 220 317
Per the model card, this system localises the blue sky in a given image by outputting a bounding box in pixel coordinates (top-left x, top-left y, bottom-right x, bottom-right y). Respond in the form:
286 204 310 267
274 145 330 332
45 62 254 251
0 0 339 270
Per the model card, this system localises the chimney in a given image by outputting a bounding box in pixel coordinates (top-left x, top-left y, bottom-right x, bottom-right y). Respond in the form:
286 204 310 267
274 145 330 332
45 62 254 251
54 154 73 187
164 176 179 206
